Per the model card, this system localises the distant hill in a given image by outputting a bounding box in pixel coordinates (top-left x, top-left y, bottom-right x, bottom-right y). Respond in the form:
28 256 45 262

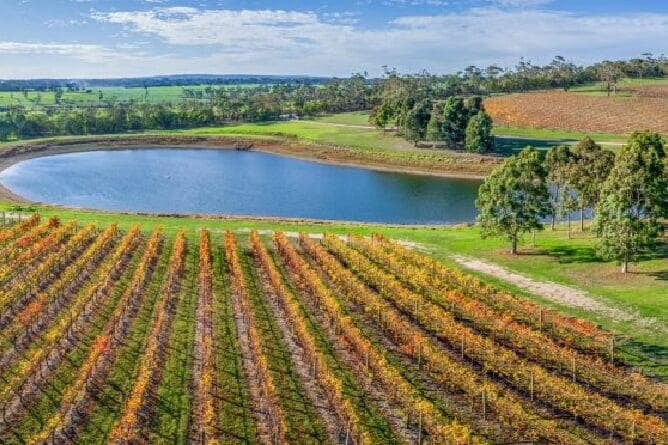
0 74 330 91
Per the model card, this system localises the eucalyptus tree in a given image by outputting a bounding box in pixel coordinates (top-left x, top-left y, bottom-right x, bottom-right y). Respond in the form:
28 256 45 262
569 137 615 230
545 144 575 231
442 96 467 147
593 131 667 273
476 147 551 254
464 111 494 153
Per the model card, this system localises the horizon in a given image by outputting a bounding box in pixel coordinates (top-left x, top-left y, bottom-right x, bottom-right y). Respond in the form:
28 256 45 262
1 0 667 79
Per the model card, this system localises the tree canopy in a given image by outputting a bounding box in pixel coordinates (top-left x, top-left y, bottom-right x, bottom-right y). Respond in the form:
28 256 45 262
465 111 494 153
593 131 667 273
476 147 551 254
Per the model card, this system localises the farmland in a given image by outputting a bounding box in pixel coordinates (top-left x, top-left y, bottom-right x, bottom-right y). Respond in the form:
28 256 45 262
485 79 668 135
0 214 666 443
0 84 264 110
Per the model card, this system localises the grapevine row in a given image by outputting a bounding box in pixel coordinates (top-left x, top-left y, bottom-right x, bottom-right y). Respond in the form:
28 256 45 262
225 231 287 444
0 217 59 267
0 223 117 361
109 229 187 442
28 226 163 443
0 214 39 246
0 216 51 261
0 220 75 286
0 225 141 429
0 223 97 326
350 235 667 412
191 229 221 444
374 234 611 355
275 231 479 445
250 230 373 444
324 234 668 443
301 234 591 444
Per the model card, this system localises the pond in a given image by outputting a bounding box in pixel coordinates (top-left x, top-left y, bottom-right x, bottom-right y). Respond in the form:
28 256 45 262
0 148 482 224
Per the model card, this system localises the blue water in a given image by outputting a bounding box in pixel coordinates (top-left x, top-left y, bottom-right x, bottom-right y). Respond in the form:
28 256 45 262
0 149 482 224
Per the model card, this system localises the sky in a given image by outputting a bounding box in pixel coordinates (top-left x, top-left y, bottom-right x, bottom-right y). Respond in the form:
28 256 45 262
0 0 666 79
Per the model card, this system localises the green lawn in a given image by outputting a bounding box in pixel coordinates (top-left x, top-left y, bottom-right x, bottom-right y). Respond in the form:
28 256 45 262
492 126 628 144
312 111 373 126
0 84 266 109
2 202 665 378
173 118 412 152
570 77 668 97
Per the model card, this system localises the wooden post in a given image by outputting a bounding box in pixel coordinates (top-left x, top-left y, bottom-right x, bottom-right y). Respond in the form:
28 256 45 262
529 372 534 401
538 309 543 331
481 389 486 419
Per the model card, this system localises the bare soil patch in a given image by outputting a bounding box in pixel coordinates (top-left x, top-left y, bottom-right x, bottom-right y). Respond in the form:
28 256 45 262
485 89 668 134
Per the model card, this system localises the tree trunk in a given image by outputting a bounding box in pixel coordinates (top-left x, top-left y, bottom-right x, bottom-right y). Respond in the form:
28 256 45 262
567 213 571 239
580 207 585 232
510 237 518 255
621 253 628 274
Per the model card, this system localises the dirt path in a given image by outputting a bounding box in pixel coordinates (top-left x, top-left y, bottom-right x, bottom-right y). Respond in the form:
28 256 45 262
450 254 667 335
300 121 375 130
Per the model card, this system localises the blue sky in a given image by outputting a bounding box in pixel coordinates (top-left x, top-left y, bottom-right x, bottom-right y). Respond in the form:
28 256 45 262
1 0 666 78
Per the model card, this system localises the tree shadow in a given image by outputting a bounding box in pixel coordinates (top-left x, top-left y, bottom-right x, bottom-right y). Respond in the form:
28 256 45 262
542 245 605 264
618 340 668 379
494 136 575 154
643 269 668 282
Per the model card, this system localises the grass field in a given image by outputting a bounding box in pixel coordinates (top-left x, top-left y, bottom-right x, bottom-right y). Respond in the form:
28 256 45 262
570 77 668 96
0 211 665 443
0 84 263 109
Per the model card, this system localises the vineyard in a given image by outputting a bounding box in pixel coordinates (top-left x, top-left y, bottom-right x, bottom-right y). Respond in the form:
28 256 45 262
485 88 668 135
0 215 666 444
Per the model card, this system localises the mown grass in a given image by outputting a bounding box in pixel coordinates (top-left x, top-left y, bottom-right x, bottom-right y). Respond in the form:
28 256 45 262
492 126 628 144
570 77 668 96
172 119 413 152
312 111 373 126
0 85 266 109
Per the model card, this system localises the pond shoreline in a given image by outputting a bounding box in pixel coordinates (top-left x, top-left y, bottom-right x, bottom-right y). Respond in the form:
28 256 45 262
0 134 487 205
0 138 482 225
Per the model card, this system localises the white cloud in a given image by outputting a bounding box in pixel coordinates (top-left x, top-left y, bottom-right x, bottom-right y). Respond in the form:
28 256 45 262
86 6 668 76
3 5 667 78
493 0 554 7
0 41 156 67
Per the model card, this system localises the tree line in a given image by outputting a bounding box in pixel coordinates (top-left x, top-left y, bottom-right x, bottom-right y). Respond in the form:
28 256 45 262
0 76 372 141
476 131 667 273
0 54 665 144
371 95 495 152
